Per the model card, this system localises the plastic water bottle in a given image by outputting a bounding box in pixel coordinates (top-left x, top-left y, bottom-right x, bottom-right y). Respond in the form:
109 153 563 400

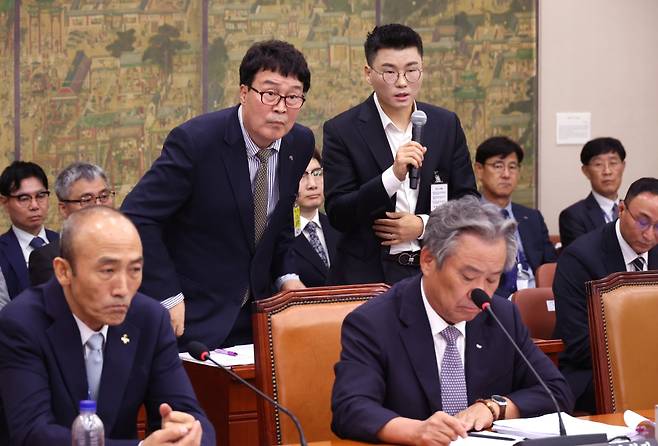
71 400 105 446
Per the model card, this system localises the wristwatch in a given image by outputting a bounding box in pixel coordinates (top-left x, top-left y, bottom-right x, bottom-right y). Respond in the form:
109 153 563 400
491 394 507 420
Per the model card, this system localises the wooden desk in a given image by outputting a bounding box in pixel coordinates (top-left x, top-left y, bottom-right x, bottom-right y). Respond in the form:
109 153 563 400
581 409 654 424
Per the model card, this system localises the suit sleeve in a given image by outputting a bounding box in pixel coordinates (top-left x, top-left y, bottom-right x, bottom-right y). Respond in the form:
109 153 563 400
445 114 478 200
538 211 558 264
331 310 399 443
322 119 393 232
121 126 199 302
559 207 586 248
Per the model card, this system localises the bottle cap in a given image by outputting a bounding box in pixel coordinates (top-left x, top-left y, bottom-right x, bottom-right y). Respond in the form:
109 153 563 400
79 400 97 412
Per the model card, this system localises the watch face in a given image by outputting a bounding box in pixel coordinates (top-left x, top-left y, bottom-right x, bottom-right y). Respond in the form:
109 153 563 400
492 395 507 405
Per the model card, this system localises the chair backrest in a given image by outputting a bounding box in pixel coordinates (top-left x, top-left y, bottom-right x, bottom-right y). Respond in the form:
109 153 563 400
252 283 390 446
587 271 658 413
535 262 557 288
511 287 556 339
549 234 562 254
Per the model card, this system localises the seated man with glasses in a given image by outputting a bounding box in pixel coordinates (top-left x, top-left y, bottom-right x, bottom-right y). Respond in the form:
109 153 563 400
29 162 114 286
554 177 658 413
0 161 58 300
559 137 626 248
323 24 477 287
121 40 314 349
474 137 556 298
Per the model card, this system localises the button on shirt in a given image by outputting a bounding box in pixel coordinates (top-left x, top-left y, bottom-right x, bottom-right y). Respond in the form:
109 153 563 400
12 225 49 265
374 93 429 255
615 219 649 271
420 278 467 374
300 212 330 267
592 190 619 223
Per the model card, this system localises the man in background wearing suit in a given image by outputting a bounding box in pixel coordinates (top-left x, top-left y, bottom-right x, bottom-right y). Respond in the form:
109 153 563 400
554 177 658 413
474 136 556 297
323 24 477 286
0 161 58 300
29 162 114 286
559 137 626 248
331 196 573 445
292 149 338 287
0 206 214 445
122 40 314 349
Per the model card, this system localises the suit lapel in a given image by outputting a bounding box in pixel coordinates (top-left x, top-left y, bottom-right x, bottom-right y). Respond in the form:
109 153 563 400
2 229 29 291
295 235 326 274
463 313 496 401
356 96 395 173
320 213 338 262
277 133 295 201
585 193 607 227
398 277 442 412
602 222 627 272
513 204 534 268
416 104 437 212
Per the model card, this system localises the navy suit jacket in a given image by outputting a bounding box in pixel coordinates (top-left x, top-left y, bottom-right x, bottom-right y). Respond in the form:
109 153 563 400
558 193 607 248
292 213 338 288
0 278 215 446
0 228 59 300
323 95 477 285
553 221 658 402
332 275 574 443
121 105 314 348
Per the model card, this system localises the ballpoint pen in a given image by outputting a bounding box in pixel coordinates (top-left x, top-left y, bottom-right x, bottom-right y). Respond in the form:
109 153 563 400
214 348 238 357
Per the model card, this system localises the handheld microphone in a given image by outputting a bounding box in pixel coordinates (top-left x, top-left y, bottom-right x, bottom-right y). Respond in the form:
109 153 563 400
409 110 427 190
470 289 606 446
187 341 307 446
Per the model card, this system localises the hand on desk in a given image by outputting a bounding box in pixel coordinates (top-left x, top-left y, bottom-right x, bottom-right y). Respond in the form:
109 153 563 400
378 411 467 446
169 301 185 337
454 403 494 431
142 404 202 445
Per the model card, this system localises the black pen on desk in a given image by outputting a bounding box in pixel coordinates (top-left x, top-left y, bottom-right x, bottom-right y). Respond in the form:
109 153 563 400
468 432 518 442
214 348 238 357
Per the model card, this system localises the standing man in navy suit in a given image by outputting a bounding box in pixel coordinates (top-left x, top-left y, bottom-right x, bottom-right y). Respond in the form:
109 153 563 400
0 161 59 300
323 24 477 286
0 206 214 445
559 137 626 248
292 149 338 287
331 197 573 444
122 40 314 349
474 137 556 297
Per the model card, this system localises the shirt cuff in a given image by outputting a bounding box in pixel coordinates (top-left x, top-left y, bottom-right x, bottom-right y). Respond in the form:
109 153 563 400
275 274 301 290
381 166 404 198
417 214 429 240
161 292 184 310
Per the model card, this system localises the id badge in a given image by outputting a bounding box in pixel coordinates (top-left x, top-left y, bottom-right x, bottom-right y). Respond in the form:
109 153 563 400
430 183 448 211
293 204 302 236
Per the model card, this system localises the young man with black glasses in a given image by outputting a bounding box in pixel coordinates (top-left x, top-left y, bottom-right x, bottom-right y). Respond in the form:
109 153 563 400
323 24 477 286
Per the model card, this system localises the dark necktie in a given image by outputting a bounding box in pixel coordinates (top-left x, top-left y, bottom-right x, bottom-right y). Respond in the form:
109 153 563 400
253 149 273 246
611 203 619 221
440 326 467 415
29 237 46 249
306 221 329 268
631 256 646 272
85 333 104 400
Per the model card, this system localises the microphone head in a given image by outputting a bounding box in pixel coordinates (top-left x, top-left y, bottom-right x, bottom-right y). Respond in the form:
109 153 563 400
471 288 492 310
187 341 210 361
411 110 427 126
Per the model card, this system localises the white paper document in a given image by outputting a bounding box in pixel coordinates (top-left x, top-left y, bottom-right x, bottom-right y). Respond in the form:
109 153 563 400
493 412 634 440
179 343 255 367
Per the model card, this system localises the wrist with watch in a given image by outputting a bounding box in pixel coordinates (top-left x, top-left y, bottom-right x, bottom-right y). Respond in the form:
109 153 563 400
476 394 507 421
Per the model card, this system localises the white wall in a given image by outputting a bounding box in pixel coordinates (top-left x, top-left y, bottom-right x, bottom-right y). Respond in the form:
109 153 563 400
538 0 658 233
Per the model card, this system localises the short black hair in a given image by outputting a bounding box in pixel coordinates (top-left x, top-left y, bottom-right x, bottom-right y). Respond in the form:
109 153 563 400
0 161 49 196
580 137 626 165
624 177 658 207
475 136 524 165
364 24 423 66
311 148 322 165
239 40 311 93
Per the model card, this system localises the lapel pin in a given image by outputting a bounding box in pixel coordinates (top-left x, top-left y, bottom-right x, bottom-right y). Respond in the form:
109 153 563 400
289 155 294 161
476 343 483 349
121 334 130 344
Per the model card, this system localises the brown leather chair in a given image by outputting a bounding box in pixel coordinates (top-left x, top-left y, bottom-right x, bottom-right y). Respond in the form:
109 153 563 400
535 262 557 288
252 283 389 446
587 270 658 413
549 234 562 255
511 287 556 339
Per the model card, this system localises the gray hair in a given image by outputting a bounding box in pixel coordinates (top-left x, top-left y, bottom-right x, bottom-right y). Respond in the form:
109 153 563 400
55 162 109 201
423 195 517 271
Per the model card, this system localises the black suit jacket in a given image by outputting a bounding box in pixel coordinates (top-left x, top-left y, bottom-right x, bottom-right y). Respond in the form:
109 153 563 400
332 275 574 443
121 105 314 349
559 193 607 248
323 95 477 285
0 228 59 299
512 203 557 272
292 213 338 287
28 239 60 286
553 221 658 402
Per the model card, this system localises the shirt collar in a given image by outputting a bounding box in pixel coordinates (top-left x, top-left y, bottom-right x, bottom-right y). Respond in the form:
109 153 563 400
615 219 648 265
591 190 618 214
481 197 513 216
237 105 281 157
72 313 109 348
300 211 321 231
420 277 466 338
12 225 48 249
373 93 416 133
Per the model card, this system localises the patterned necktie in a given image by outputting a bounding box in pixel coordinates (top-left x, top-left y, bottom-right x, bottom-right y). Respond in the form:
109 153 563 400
253 149 273 246
631 256 646 272
499 209 518 295
85 333 104 400
306 221 329 268
29 236 46 249
611 203 619 221
440 325 468 415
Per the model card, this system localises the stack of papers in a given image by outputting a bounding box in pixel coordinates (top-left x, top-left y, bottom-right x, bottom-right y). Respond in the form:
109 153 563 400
493 412 634 440
179 344 255 367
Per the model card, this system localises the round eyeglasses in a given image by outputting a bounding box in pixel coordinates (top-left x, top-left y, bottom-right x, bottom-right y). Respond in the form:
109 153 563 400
7 191 50 208
248 86 305 109
368 67 423 85
60 190 116 208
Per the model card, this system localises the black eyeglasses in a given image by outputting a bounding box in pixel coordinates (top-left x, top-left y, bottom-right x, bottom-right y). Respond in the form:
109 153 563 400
60 190 116 207
301 168 323 179
368 66 423 85
248 86 305 109
7 191 50 207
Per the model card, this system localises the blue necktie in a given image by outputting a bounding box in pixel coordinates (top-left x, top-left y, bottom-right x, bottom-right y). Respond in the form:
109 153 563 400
440 326 468 415
85 333 104 400
29 237 46 249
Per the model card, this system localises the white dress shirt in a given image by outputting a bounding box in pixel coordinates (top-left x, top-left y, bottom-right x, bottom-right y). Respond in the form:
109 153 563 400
615 219 648 271
300 211 330 267
12 225 49 265
592 190 619 223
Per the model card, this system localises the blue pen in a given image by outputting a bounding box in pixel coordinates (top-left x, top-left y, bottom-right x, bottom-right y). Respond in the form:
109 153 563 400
214 348 238 357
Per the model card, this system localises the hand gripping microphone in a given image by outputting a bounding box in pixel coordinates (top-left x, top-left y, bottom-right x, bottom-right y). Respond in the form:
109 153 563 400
409 110 427 190
470 289 606 446
187 341 307 446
